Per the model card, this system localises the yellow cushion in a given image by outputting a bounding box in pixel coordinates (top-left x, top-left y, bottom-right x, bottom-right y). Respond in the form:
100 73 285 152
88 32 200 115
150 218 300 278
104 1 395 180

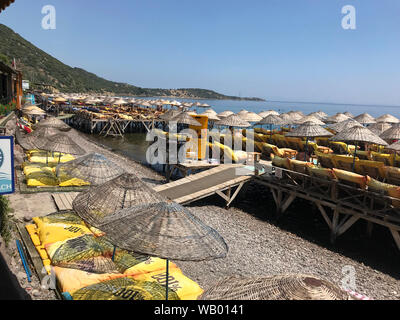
332 168 369 189
272 156 291 170
132 268 203 300
308 167 337 180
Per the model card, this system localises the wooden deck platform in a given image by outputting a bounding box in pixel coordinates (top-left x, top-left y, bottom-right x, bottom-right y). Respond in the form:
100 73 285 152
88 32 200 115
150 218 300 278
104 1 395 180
52 192 79 211
254 161 400 251
154 164 254 206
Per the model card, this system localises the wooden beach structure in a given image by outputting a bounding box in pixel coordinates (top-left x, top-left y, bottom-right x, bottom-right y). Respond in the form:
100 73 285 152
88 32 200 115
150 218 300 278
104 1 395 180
154 164 254 206
253 160 400 250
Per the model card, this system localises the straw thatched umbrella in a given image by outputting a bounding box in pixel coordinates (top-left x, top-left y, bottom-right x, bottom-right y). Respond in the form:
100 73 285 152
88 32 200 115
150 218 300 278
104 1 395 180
158 109 182 121
376 114 399 124
308 111 328 119
56 152 125 186
23 109 46 116
96 201 228 300
33 116 71 132
72 173 163 227
236 109 249 117
239 112 262 123
386 141 400 152
325 113 350 123
199 274 351 300
286 121 333 161
256 114 284 139
215 114 251 128
15 128 36 150
202 112 220 122
36 133 86 156
343 112 354 118
259 110 279 118
171 112 202 126
328 119 360 133
380 124 400 141
113 98 128 105
367 122 392 136
296 115 325 126
53 97 67 103
217 110 234 118
353 113 376 124
141 101 152 107
331 125 388 170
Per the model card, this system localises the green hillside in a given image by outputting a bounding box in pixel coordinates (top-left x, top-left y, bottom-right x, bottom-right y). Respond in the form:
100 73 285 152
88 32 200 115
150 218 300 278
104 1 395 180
0 24 264 101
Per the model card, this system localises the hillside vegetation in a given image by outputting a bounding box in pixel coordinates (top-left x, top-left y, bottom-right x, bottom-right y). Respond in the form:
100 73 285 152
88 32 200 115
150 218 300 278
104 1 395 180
0 24 264 101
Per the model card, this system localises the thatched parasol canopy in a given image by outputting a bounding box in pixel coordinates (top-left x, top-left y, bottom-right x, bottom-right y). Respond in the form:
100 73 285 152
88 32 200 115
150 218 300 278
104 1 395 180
15 129 36 150
386 141 400 152
36 133 86 155
285 122 333 138
296 115 325 126
23 109 46 116
72 173 163 227
33 116 71 131
325 113 350 123
239 111 262 122
199 274 351 300
367 122 392 135
328 119 361 133
113 98 127 105
308 111 328 119
202 112 220 121
259 110 279 117
217 110 234 118
56 152 125 186
331 126 388 145
353 113 376 124
96 201 228 261
376 114 399 124
158 109 182 121
343 112 354 118
380 124 400 141
215 114 251 128
256 114 284 126
171 112 202 126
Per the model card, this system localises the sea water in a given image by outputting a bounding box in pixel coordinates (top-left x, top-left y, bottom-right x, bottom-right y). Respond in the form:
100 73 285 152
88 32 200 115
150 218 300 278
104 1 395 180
85 99 400 165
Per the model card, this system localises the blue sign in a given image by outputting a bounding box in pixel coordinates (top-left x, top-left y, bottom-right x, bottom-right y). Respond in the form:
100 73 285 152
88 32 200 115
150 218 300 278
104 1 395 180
0 136 15 195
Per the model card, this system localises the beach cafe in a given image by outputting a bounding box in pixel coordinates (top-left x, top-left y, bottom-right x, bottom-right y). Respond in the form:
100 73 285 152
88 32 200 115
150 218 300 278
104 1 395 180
0 60 23 109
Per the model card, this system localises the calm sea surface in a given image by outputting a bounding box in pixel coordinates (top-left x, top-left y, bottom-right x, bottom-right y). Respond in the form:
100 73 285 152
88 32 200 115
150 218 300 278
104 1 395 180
84 99 400 164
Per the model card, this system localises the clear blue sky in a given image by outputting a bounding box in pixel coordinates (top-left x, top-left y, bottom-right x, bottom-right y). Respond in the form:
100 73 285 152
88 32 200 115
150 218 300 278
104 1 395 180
1 0 399 106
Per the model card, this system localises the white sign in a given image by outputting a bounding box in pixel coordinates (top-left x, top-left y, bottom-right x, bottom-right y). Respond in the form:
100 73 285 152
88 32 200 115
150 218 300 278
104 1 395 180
22 80 30 90
0 137 15 195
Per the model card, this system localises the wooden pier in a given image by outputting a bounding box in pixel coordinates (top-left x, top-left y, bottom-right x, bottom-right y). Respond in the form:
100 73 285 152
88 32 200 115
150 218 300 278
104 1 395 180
254 161 400 250
154 164 254 206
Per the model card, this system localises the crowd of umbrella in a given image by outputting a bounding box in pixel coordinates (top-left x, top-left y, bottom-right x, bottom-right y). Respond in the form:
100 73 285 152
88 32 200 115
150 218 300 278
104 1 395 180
16 101 386 299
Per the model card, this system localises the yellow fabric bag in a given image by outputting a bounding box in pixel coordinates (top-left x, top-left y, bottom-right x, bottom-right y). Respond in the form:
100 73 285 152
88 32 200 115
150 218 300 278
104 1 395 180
53 266 124 294
132 268 204 300
33 213 92 246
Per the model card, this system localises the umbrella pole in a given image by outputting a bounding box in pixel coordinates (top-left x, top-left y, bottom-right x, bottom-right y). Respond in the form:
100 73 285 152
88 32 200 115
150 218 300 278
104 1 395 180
112 245 116 261
270 124 273 142
352 141 358 172
304 137 309 162
166 259 169 300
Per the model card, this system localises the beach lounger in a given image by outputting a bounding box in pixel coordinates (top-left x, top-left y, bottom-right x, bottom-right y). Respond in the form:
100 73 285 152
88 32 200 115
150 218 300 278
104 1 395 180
367 177 400 208
315 151 336 169
286 137 304 151
370 152 394 166
382 166 400 186
271 155 291 170
332 168 369 190
354 160 385 180
315 137 330 147
289 159 315 174
332 154 359 172
328 141 349 154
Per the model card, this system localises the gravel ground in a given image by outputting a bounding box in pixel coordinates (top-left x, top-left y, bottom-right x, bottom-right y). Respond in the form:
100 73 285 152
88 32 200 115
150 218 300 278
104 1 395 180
5 119 400 300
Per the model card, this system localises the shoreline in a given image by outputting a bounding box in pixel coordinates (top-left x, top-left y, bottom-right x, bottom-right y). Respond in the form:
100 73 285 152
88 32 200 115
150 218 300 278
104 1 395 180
4 120 400 300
